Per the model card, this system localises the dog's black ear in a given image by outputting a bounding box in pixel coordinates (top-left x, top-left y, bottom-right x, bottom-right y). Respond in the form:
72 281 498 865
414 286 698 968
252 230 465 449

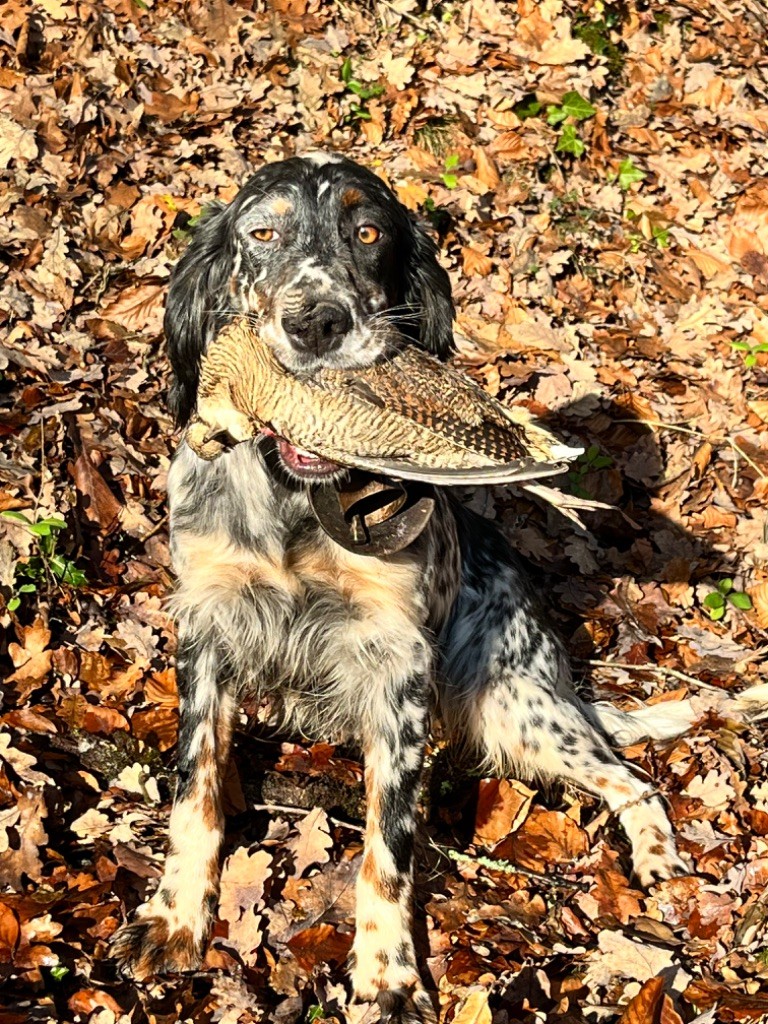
402 220 455 359
164 202 234 426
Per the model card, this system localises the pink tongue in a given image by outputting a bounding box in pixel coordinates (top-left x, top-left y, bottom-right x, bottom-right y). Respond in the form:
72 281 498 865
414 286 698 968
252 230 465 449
276 437 338 473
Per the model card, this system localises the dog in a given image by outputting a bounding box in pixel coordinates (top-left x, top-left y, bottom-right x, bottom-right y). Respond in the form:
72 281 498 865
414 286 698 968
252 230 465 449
112 153 697 1023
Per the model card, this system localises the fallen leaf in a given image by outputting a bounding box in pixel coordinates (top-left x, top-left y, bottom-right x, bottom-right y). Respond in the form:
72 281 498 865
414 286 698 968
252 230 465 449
461 247 493 277
286 923 353 971
617 976 664 1024
0 790 48 888
72 452 122 531
0 903 20 962
288 808 333 877
452 988 492 1024
473 778 534 846
100 282 165 333
496 808 588 870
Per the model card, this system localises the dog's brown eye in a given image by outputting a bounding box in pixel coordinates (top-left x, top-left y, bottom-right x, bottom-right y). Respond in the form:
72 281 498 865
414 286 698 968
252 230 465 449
252 228 277 242
357 224 380 245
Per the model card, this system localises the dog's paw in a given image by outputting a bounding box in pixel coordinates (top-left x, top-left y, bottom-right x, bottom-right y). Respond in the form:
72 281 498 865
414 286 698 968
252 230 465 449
376 987 437 1024
632 825 689 887
110 908 205 980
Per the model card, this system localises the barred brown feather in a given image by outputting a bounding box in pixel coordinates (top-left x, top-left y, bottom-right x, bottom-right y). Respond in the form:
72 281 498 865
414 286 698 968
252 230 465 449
187 318 582 483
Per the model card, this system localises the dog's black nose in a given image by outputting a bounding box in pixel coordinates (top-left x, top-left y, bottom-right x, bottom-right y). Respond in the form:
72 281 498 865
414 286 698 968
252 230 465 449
282 301 352 355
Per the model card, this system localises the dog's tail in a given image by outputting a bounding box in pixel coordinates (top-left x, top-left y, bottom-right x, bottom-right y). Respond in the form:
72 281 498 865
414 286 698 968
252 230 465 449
588 683 768 747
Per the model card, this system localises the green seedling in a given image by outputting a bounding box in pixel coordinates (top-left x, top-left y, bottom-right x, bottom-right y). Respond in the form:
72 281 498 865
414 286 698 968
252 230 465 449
2 511 87 609
703 578 752 622
568 445 613 498
546 91 596 126
612 157 646 191
441 153 460 189
731 340 768 368
340 57 384 122
652 224 671 248
513 91 596 157
548 91 596 157
556 123 585 157
513 94 542 119
625 210 673 252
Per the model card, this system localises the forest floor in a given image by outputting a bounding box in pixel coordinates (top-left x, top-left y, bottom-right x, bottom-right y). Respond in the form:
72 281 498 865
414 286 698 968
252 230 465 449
2 0 768 1022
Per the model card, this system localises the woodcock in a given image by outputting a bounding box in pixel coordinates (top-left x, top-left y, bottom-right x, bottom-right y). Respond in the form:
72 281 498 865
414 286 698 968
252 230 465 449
185 318 583 486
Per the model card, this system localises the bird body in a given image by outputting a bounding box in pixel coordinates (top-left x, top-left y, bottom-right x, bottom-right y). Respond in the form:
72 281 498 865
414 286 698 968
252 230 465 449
186 318 583 485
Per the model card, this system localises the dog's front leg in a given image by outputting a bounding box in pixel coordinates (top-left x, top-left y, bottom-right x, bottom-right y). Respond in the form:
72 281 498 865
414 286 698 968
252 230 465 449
351 677 435 1024
111 636 235 978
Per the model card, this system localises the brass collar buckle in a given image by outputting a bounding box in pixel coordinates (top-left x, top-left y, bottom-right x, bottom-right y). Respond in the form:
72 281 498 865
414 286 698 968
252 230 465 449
309 471 435 556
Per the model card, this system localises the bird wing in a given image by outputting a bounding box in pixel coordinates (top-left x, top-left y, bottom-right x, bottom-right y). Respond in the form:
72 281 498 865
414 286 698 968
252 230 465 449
319 349 533 465
336 453 570 484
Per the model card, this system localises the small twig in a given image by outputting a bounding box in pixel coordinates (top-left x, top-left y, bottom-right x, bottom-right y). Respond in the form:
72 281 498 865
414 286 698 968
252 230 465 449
139 513 169 543
251 802 364 833
34 416 45 518
444 848 589 891
585 658 725 693
614 418 768 481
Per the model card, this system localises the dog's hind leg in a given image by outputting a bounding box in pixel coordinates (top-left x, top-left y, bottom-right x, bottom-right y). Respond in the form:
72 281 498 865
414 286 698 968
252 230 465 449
440 552 688 887
111 634 235 978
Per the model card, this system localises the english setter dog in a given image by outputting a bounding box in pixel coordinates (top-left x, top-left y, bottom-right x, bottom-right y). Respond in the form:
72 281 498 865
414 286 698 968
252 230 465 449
112 153 697 1022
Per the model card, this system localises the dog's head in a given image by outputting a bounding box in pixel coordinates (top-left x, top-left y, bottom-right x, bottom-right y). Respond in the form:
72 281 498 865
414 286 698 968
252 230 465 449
165 153 455 446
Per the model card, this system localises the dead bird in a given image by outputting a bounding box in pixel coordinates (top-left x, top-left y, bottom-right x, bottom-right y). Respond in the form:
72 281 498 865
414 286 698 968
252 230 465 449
185 317 583 486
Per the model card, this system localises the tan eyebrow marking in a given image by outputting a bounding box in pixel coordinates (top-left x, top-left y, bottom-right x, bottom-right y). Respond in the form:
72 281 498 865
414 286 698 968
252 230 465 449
271 197 293 215
342 188 363 208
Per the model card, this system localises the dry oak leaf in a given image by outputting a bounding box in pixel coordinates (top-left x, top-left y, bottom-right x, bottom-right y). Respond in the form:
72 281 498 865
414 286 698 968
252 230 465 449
584 931 690 994
617 976 665 1024
394 180 430 211
0 734 51 788
72 452 122 532
100 281 165 333
380 54 414 90
496 807 588 871
219 846 272 964
588 868 643 926
7 620 52 696
473 778 534 846
461 247 493 278
0 113 38 169
0 903 20 963
220 847 272 923
70 807 111 842
682 769 735 809
56 693 128 736
452 988 492 1024
113 763 161 803
286 922 353 972
288 807 333 877
0 790 48 888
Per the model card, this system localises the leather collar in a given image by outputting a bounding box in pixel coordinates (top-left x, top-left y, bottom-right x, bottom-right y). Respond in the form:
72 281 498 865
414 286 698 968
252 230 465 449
309 471 435 556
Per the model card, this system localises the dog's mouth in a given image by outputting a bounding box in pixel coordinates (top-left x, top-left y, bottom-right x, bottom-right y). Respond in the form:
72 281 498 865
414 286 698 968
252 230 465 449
275 437 341 480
